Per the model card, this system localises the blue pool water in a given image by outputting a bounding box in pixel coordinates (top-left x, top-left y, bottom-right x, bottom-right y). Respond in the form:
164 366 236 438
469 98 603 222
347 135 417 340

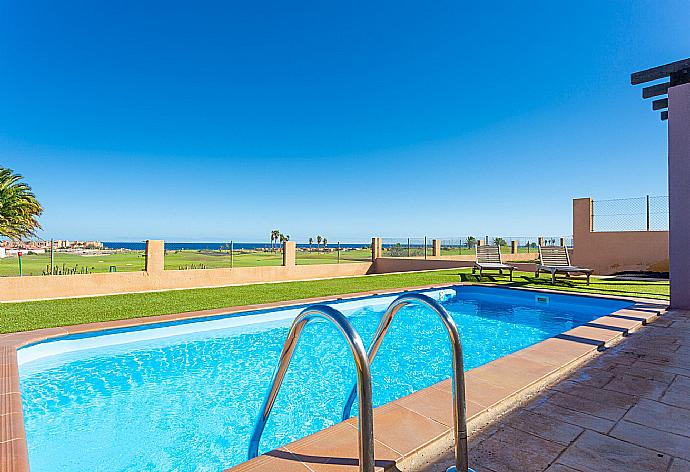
19 286 631 472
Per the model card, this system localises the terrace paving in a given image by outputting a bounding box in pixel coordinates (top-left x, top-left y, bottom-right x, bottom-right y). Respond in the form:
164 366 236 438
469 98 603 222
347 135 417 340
424 309 690 472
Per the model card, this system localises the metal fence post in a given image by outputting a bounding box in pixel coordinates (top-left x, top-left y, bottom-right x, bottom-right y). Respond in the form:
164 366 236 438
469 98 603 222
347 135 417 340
424 236 428 260
50 239 54 275
230 241 234 268
337 241 341 263
407 238 411 257
646 195 651 231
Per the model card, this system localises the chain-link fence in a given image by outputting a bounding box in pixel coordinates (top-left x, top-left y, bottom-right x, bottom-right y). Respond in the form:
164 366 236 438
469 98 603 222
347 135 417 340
378 235 572 259
592 195 669 232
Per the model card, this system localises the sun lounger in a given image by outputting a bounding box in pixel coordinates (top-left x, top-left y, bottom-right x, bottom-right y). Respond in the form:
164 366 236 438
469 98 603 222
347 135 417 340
473 245 515 281
536 245 592 285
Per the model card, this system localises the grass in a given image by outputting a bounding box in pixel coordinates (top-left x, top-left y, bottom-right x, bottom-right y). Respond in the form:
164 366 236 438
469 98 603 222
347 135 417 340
0 268 668 334
0 249 372 276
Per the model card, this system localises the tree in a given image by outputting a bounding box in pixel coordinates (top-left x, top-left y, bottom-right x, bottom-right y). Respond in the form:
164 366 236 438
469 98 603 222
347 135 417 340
465 236 476 249
493 237 508 246
0 167 43 240
316 235 322 250
323 237 328 249
308 237 313 253
271 229 280 251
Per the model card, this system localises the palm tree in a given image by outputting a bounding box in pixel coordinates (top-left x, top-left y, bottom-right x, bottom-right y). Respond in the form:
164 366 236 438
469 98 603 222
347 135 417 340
0 167 43 239
465 236 476 249
316 235 322 251
323 237 328 249
271 229 280 251
308 237 313 253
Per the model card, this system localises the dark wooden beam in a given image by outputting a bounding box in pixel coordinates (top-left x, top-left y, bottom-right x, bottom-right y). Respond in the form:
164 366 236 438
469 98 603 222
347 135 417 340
661 111 668 121
642 82 670 99
631 58 690 85
652 98 669 111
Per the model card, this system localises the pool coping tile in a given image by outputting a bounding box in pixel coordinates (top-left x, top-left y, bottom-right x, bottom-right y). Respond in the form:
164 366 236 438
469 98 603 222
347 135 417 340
0 283 667 472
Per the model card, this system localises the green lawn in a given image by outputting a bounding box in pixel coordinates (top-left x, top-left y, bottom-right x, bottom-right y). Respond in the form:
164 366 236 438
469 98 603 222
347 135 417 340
0 249 372 277
0 269 668 334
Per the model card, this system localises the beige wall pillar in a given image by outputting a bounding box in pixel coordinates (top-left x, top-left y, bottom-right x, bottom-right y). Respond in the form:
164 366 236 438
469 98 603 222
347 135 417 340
573 198 593 248
538 236 545 247
432 239 441 257
145 240 165 273
371 237 382 261
511 240 518 254
477 238 484 247
282 241 296 266
560 237 567 247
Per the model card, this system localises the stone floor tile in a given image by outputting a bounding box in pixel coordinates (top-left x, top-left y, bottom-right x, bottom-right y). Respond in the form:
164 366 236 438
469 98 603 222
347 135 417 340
546 391 629 421
556 430 670 472
504 409 583 446
623 398 690 438
527 401 615 434
603 372 670 400
610 420 690 461
469 425 565 472
669 458 690 472
659 375 690 410
544 465 582 472
609 363 676 384
569 367 615 388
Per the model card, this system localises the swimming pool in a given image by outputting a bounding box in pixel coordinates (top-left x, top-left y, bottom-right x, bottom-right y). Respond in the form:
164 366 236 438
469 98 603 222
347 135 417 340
18 286 632 472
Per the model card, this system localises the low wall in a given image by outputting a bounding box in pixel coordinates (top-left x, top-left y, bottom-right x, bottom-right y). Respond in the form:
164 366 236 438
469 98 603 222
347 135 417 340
372 254 537 274
0 263 373 302
572 198 669 274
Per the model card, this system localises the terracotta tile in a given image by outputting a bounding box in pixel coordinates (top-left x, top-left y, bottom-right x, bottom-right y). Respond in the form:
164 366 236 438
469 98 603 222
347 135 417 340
527 400 616 434
0 412 24 443
468 355 558 393
469 425 564 472
660 375 690 409
610 420 690 461
516 337 596 368
557 430 671 472
0 439 29 472
593 316 643 331
0 392 23 416
503 409 583 446
395 384 485 427
225 448 311 472
0 369 20 396
347 403 448 458
285 421 399 472
623 398 690 437
563 325 623 345
463 375 518 410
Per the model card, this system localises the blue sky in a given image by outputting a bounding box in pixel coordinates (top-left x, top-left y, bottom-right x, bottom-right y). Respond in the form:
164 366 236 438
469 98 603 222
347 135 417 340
1 1 688 242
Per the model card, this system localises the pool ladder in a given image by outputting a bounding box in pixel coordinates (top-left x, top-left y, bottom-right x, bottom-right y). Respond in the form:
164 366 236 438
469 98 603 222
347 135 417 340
247 293 474 472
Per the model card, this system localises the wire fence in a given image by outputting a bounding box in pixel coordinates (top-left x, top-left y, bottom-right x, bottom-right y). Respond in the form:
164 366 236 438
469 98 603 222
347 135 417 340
0 240 372 277
592 195 669 232
381 236 572 258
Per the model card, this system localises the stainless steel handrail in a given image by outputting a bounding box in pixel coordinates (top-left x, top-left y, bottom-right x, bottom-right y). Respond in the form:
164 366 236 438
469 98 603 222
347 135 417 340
341 293 473 472
247 304 375 472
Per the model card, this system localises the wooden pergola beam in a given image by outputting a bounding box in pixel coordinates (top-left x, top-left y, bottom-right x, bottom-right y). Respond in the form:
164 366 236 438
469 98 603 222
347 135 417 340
653 98 669 111
631 58 690 85
642 81 670 99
